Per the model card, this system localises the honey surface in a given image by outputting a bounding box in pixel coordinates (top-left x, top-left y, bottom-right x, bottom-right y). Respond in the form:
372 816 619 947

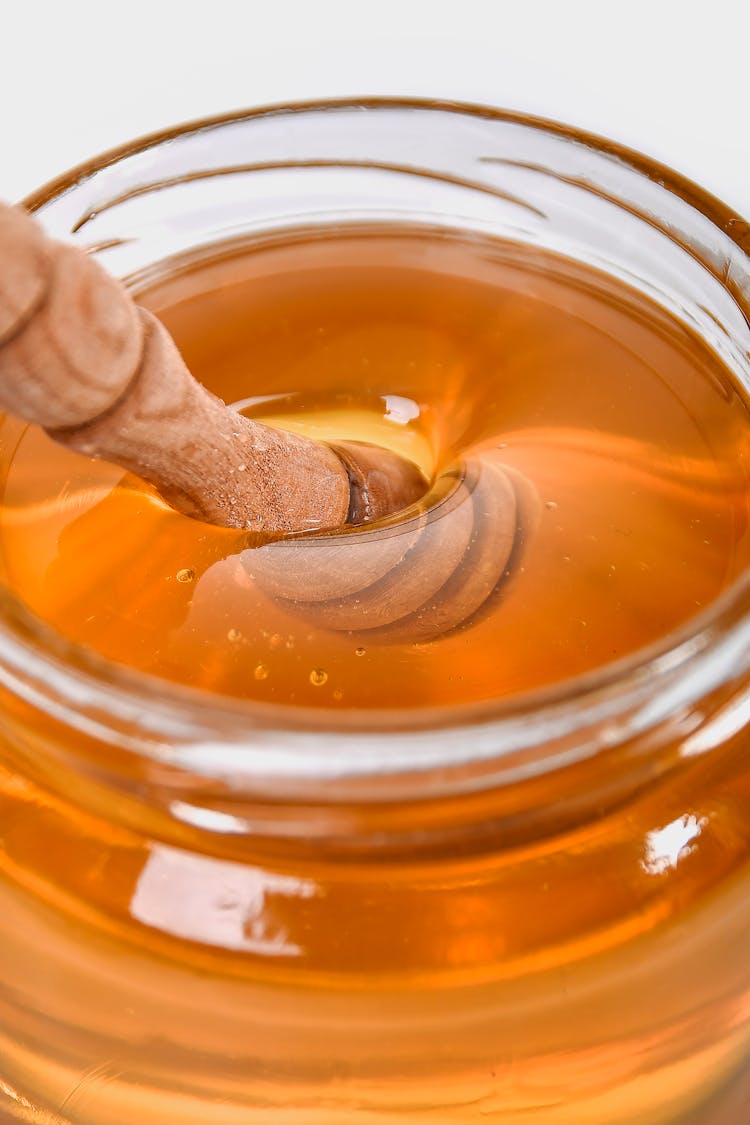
1 226 749 711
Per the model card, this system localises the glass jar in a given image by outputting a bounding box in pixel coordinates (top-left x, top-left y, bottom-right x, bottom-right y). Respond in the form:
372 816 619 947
2 100 750 1125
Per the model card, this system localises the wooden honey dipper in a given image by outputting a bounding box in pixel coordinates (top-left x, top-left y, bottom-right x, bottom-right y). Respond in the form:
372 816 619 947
247 457 537 641
0 202 426 533
0 201 531 641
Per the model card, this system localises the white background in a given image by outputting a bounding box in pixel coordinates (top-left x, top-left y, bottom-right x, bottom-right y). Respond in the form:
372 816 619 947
2 0 748 216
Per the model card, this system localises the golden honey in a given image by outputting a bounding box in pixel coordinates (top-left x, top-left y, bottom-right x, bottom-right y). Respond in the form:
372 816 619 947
1 226 748 710
1 221 750 1125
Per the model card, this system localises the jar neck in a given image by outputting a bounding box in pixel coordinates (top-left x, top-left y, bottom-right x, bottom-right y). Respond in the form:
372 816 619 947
1 598 749 860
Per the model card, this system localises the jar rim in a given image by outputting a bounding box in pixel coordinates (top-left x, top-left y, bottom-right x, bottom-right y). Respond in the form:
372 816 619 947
20 95 750 245
6 97 750 787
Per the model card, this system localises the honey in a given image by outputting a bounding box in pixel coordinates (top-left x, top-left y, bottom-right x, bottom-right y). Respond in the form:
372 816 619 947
1 226 749 713
2 216 750 1125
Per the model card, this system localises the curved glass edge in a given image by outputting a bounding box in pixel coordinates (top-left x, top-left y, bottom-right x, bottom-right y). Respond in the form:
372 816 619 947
1 98 748 792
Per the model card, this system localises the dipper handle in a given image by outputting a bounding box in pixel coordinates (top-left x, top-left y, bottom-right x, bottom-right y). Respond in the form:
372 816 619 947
0 202 425 534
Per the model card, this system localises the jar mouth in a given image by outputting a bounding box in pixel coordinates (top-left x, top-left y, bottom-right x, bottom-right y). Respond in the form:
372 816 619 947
6 97 750 789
